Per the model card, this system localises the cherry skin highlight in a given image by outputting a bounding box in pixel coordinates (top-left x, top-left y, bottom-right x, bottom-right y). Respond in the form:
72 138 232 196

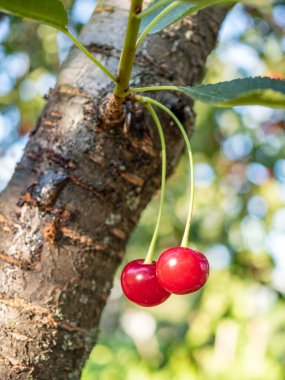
156 247 209 295
121 259 170 307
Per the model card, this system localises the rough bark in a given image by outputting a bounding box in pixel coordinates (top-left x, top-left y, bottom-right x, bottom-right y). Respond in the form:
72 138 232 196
0 1 227 379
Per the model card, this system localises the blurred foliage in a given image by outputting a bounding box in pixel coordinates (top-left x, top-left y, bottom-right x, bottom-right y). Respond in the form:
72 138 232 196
0 1 285 379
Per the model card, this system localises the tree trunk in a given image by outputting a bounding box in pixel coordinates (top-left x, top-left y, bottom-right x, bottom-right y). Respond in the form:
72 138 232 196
0 1 227 378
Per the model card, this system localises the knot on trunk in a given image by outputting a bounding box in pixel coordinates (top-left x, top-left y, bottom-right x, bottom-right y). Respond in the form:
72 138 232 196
98 93 126 126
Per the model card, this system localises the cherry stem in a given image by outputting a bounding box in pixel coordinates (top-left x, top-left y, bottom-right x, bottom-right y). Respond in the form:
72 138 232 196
137 96 194 248
142 103 167 265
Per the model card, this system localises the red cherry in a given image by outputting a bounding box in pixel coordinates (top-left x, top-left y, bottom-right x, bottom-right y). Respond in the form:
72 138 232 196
156 247 209 295
120 259 170 307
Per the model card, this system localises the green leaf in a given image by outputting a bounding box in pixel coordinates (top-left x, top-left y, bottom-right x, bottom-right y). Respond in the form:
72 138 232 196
140 0 172 17
0 0 117 81
139 0 229 34
179 77 285 108
0 0 68 31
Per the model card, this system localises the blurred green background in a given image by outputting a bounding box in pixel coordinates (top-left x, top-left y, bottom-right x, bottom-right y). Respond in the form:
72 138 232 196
0 1 285 379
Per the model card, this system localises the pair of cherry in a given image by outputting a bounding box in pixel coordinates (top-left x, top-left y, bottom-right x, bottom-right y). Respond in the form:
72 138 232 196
120 98 209 307
121 246 209 307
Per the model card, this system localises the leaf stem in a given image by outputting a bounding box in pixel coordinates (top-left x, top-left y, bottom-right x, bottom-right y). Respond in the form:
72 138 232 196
129 85 180 93
64 30 116 82
136 1 181 49
138 101 167 264
113 0 144 98
138 96 194 248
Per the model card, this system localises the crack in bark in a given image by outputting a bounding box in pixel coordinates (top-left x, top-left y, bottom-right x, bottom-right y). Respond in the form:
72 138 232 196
59 226 108 250
0 252 22 267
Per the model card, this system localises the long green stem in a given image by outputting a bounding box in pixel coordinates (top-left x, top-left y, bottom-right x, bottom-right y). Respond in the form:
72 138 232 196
136 0 173 19
136 1 181 49
142 103 167 264
129 85 180 94
138 96 194 248
114 0 143 98
64 30 116 82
